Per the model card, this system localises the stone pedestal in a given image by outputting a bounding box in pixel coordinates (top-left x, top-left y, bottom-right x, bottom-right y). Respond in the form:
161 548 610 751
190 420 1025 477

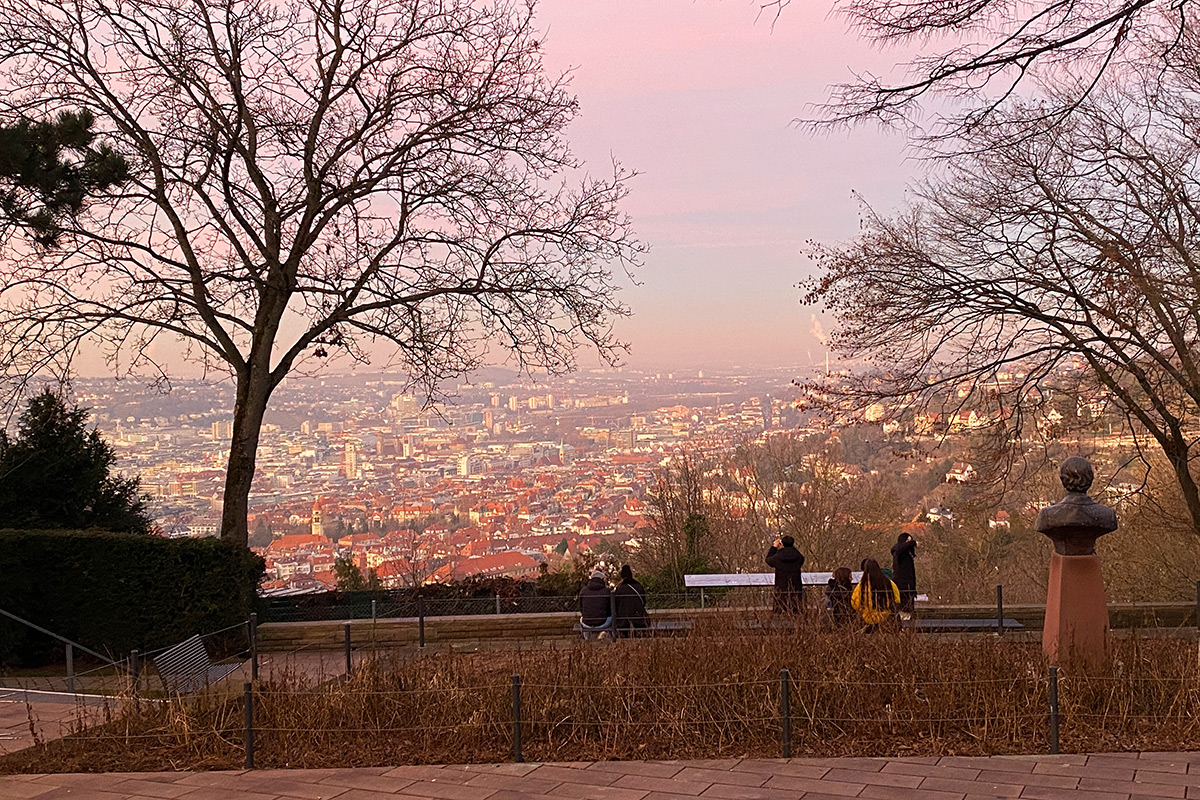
1043 552 1110 671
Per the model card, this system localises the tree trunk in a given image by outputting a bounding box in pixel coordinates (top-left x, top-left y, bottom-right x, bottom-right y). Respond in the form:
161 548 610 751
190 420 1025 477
1164 438 1200 541
220 370 272 546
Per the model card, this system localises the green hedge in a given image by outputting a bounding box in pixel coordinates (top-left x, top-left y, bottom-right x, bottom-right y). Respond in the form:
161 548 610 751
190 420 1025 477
0 529 264 666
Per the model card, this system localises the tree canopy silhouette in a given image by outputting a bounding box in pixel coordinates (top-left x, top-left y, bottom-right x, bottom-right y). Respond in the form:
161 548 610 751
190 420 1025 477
0 0 642 545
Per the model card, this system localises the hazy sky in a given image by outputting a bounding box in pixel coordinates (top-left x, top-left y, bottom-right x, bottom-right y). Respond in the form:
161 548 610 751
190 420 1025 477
534 0 918 372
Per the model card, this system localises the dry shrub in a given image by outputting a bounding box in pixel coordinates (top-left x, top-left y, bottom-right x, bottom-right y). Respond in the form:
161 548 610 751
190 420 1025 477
4 626 1200 772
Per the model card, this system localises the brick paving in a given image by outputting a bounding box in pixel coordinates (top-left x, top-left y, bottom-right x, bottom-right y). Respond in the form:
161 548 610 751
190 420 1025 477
2 753 1200 799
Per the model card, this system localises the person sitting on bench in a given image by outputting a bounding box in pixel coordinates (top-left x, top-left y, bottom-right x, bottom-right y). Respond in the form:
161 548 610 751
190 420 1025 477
578 569 613 639
614 564 649 637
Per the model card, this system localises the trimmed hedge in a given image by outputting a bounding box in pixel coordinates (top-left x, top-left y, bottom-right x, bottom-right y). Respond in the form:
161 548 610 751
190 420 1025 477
0 529 264 665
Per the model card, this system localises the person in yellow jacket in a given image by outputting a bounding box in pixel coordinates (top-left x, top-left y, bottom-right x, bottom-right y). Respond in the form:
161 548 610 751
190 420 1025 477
851 558 900 631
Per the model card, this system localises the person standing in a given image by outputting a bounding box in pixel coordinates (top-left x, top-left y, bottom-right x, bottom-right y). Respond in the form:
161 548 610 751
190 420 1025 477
890 532 918 612
613 564 649 637
766 535 805 613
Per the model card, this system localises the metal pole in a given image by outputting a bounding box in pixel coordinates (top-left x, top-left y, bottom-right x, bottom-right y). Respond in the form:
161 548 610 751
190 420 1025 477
249 613 258 681
371 599 377 623
418 596 426 648
1048 666 1060 755
511 674 523 763
243 682 255 769
780 668 792 759
701 588 706 610
343 623 352 676
996 585 1005 635
496 594 501 615
65 643 74 694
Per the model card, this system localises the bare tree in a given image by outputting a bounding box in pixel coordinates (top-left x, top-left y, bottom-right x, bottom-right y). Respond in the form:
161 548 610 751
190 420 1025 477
815 0 1186 128
805 75 1200 536
0 0 642 544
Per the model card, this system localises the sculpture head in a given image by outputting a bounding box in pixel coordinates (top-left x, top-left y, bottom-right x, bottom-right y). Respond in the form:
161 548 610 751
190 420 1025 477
1060 457 1094 493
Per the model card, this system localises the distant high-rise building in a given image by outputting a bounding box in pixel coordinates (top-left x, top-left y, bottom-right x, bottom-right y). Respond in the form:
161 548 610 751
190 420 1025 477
458 454 478 476
507 396 518 412
211 420 233 439
343 441 359 479
546 393 554 409
490 394 501 407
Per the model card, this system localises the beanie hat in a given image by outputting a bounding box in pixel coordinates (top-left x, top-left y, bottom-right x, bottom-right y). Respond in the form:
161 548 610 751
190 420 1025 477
590 569 605 580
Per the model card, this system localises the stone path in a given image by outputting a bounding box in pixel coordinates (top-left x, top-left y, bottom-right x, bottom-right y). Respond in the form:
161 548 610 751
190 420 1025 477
0 691 111 755
2 752 1200 799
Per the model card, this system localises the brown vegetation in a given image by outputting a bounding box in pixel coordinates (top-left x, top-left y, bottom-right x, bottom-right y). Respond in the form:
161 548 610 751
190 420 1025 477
5 627 1200 772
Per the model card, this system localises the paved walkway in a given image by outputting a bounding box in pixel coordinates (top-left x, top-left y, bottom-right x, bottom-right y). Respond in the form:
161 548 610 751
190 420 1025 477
2 752 1200 799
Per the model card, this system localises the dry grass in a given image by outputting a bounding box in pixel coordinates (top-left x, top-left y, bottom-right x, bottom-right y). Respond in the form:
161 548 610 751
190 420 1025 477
4 624 1200 772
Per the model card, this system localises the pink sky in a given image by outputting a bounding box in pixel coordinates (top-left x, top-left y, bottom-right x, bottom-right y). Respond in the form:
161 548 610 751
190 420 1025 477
73 1 921 380
535 0 918 371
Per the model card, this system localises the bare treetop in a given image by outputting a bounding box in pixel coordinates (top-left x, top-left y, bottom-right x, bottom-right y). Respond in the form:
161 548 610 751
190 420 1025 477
815 0 1182 129
0 0 642 543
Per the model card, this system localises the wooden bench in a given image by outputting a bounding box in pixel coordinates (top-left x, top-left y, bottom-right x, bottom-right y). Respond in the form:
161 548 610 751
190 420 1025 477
906 617 1023 632
572 619 694 636
685 573 928 603
151 634 243 694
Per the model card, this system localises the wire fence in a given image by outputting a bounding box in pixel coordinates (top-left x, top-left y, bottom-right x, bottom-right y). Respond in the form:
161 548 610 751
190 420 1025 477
26 663 1200 771
9 625 1200 774
258 591 737 623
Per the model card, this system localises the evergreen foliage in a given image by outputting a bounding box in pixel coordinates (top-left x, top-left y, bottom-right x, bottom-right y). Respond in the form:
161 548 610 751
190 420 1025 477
0 390 151 533
0 109 128 246
0 529 264 665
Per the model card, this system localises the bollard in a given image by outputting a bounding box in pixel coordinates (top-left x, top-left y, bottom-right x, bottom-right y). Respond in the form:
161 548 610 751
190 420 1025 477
996 585 1005 635
511 674 523 763
244 682 255 769
65 643 74 694
249 612 259 681
780 668 792 758
344 623 352 676
1048 666 1060 755
418 596 426 648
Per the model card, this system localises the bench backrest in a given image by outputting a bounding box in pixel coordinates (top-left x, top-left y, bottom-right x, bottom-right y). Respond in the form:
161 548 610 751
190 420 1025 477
685 572 863 588
152 634 211 678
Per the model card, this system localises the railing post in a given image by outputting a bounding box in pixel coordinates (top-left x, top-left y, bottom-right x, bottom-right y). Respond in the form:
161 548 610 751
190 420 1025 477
511 674 523 763
343 623 352 676
1048 665 1060 755
371 599 377 624
495 594 501 614
418 596 426 648
780 668 792 758
996 584 1005 635
249 613 258 681
700 588 706 609
65 643 74 694
243 682 255 769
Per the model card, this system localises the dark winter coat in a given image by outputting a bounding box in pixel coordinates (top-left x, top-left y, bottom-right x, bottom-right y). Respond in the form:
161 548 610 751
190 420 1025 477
825 580 854 623
613 577 649 629
890 538 917 593
766 544 805 612
578 577 613 626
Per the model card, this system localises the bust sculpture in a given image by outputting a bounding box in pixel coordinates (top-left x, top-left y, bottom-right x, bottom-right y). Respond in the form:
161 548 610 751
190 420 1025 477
1035 457 1118 556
